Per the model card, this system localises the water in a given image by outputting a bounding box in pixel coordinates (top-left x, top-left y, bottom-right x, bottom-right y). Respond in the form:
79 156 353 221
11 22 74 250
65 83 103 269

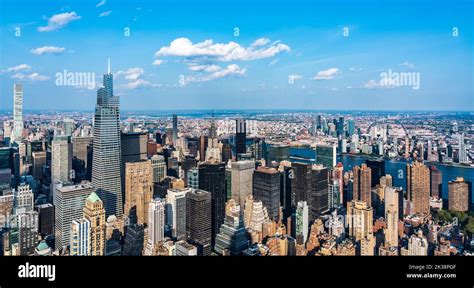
289 147 474 202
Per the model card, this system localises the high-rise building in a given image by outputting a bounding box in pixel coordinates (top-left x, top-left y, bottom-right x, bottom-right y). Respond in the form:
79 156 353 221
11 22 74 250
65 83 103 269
166 188 190 240
458 133 469 164
70 136 88 170
243 196 270 244
252 167 280 221
13 183 34 214
12 84 23 143
17 210 38 255
315 144 337 169
295 201 308 243
172 114 178 146
429 166 442 199
310 165 329 221
70 219 90 256
406 162 430 215
31 151 46 182
352 164 372 207
124 160 153 225
121 132 147 202
122 223 145 256
231 160 255 209
92 60 123 218
150 155 167 183
83 192 106 256
291 162 312 207
404 230 428 256
448 177 471 212
347 200 373 242
186 168 199 189
198 161 226 244
384 187 399 248
51 135 72 201
148 198 165 245
235 119 247 156
365 159 385 188
35 203 54 236
215 199 249 255
186 189 212 256
54 183 95 251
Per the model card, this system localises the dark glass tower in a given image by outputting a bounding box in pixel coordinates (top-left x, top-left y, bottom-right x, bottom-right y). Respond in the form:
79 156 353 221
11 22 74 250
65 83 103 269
186 189 212 256
198 161 226 246
172 114 178 146
365 159 385 188
92 60 123 217
235 119 246 156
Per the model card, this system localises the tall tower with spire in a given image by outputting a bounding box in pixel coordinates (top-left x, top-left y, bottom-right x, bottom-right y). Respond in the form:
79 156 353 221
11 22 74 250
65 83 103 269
92 60 123 218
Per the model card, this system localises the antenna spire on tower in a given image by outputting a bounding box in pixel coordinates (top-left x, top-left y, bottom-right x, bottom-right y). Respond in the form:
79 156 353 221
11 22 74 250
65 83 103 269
108 58 111 74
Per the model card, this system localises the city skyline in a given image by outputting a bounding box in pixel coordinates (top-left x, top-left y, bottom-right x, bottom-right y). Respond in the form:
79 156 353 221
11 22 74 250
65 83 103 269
0 0 473 111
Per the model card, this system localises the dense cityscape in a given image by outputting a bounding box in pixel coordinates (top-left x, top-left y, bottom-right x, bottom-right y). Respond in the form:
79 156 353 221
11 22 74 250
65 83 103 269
0 66 472 257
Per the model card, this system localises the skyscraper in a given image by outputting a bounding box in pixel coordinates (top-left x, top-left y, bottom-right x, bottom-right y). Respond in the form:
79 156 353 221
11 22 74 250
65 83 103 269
72 136 94 182
12 84 23 143
124 160 153 225
17 210 38 255
365 159 385 188
54 183 95 251
92 60 123 218
83 192 106 256
347 200 373 242
70 219 90 256
166 188 190 240
252 166 280 221
406 162 430 215
150 155 167 183
310 165 329 221
148 198 165 245
315 144 337 169
214 199 249 255
295 201 308 243
429 166 442 199
384 187 399 248
198 161 226 244
186 189 212 256
235 119 247 156
172 114 178 146
448 177 471 212
51 135 72 201
231 160 255 209
352 164 372 207
458 133 469 164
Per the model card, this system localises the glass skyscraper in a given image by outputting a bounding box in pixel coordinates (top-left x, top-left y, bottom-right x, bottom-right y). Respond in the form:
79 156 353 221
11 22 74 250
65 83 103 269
92 60 123 218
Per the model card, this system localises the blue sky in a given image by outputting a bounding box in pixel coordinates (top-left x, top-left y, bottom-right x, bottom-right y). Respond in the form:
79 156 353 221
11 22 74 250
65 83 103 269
0 0 472 111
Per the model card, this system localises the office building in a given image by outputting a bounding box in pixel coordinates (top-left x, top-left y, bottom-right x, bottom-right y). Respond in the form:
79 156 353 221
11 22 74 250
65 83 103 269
18 210 38 255
186 189 212 256
54 183 94 251
166 188 190 240
295 201 308 243
384 187 399 248
252 166 280 221
72 136 93 182
83 192 106 256
347 200 373 242
35 203 54 236
231 160 255 209
215 199 249 255
198 161 226 244
150 155 167 183
148 198 165 245
124 160 153 225
175 240 197 256
235 119 247 156
315 144 337 169
365 159 385 188
92 61 123 218
186 168 199 189
51 135 72 201
172 114 178 146
70 219 90 256
430 166 442 198
310 165 329 220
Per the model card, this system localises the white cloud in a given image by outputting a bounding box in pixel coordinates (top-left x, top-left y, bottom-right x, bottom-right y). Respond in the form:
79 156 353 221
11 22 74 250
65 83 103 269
12 72 49 81
99 10 112 17
37 12 81 32
363 79 397 89
269 58 279 66
251 38 271 48
183 64 246 85
152 59 164 66
313 68 339 80
188 64 221 73
349 67 362 72
27 72 49 81
399 61 415 69
96 0 106 7
31 46 66 55
154 37 290 62
6 64 31 73
115 67 160 89
288 74 303 82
